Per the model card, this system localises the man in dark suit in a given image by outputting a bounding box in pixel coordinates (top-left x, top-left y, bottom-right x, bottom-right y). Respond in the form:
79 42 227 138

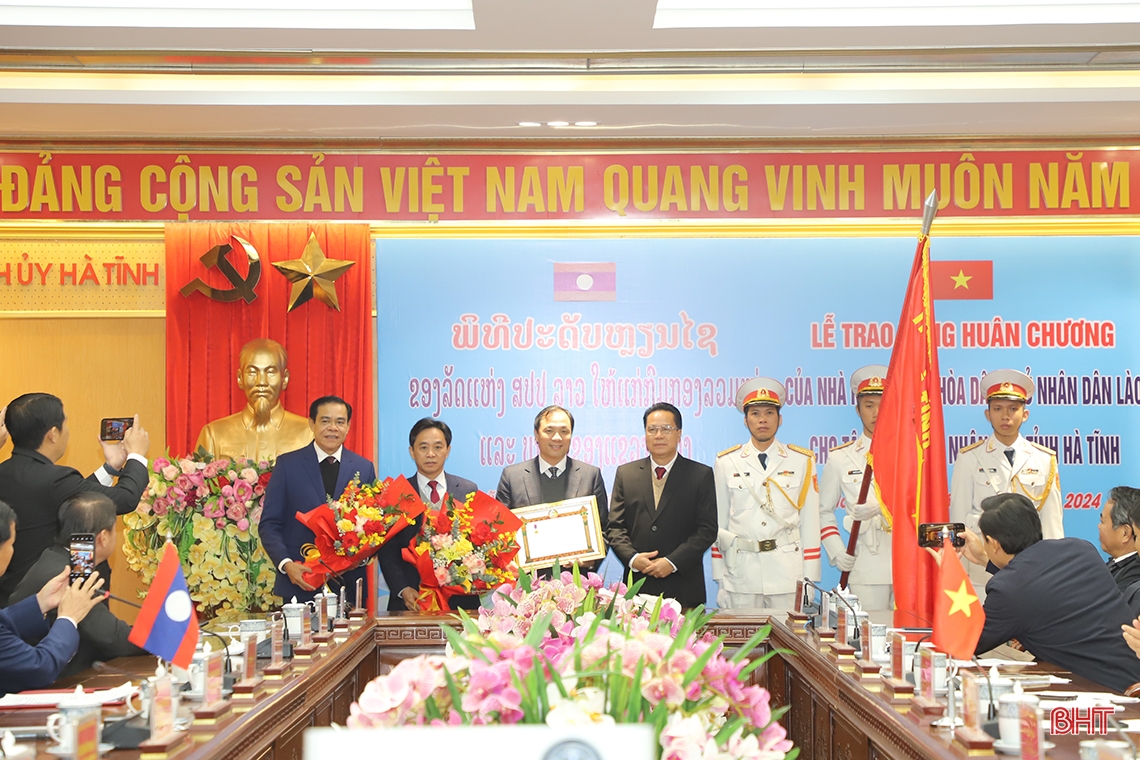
259 396 376 603
606 403 717 609
1101 486 1140 592
962 493 1140 693
496 405 608 570
9 493 146 679
0 394 150 606
378 418 478 611
0 500 106 695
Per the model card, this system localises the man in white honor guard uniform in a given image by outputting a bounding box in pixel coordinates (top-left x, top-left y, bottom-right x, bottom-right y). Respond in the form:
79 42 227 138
819 365 893 612
712 377 823 609
950 369 1063 596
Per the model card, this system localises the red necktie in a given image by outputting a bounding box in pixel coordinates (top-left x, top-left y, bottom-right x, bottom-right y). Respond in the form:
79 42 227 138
428 480 441 504
655 467 666 480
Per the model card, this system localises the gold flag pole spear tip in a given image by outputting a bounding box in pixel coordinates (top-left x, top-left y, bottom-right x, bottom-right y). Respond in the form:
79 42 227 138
921 190 939 237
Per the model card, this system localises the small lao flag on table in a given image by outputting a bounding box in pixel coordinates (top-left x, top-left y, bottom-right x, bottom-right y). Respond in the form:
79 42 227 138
554 262 616 301
128 543 199 668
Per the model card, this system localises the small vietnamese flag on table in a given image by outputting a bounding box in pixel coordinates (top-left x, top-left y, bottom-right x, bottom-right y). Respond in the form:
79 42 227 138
933 537 986 659
128 542 199 668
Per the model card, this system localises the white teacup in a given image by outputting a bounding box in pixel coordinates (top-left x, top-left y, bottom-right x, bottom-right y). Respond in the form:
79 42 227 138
282 600 316 641
998 693 1039 748
977 676 1014 723
870 624 888 661
46 696 102 754
238 618 269 635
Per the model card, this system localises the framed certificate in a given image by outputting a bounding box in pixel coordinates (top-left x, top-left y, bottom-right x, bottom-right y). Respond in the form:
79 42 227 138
514 495 606 571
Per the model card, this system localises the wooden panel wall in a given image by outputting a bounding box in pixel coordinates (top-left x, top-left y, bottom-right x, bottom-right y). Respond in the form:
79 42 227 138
0 315 165 621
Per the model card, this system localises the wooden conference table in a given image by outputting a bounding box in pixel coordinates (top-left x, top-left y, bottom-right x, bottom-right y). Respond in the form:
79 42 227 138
2 611 1134 760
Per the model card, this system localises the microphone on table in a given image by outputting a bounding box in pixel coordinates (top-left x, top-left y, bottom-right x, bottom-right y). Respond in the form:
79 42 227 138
802 579 832 629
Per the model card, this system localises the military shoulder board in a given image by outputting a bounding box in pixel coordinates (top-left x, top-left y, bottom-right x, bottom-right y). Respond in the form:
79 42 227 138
787 443 815 459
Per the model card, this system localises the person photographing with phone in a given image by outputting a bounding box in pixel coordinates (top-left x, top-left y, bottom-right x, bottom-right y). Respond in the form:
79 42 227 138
0 501 106 696
8 492 146 679
955 492 1140 693
0 394 150 605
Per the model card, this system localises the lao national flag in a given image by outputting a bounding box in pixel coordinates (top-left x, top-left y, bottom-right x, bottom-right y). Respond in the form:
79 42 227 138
931 260 993 300
128 543 199 668
554 262 616 301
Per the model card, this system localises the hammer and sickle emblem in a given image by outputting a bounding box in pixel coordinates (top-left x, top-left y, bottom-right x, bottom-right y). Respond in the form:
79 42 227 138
179 235 262 303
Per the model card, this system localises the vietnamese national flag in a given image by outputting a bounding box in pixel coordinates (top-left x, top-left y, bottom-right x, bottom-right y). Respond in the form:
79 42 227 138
128 543 199 668
931 260 993 300
869 234 950 628
933 538 985 659
554 262 616 301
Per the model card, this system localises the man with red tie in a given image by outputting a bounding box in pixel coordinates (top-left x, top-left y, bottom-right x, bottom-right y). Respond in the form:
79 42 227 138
606 403 717 609
259 396 376 603
377 418 478 611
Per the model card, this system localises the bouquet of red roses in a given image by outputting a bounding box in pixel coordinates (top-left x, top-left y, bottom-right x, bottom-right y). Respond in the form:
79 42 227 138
401 490 522 611
295 474 424 588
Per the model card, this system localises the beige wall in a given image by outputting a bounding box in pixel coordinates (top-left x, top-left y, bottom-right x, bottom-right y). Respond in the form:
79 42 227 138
0 315 165 622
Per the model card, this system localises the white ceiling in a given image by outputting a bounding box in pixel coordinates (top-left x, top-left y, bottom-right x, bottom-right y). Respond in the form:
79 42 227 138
2 0 1140 143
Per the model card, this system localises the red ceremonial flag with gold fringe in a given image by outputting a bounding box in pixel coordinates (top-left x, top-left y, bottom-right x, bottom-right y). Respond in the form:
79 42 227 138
869 234 950 628
165 223 374 460
933 537 985 659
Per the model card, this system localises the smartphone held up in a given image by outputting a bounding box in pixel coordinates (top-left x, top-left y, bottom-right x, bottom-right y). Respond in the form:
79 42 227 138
69 533 95 584
917 522 967 549
99 417 133 442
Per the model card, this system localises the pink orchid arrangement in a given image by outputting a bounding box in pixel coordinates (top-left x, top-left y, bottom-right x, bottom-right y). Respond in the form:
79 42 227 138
123 452 278 618
349 569 796 760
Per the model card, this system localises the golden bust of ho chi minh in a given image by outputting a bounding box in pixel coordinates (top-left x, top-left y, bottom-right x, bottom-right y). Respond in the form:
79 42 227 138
195 338 314 462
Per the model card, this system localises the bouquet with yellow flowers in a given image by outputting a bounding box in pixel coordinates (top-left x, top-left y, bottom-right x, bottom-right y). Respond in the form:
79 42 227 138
295 474 425 588
401 490 522 611
123 453 278 619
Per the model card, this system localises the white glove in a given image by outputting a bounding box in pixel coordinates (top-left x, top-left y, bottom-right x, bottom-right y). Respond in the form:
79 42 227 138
847 501 881 522
836 552 857 572
822 535 846 566
716 587 731 609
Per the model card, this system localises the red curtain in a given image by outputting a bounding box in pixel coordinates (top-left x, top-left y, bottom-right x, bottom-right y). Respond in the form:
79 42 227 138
165 223 373 462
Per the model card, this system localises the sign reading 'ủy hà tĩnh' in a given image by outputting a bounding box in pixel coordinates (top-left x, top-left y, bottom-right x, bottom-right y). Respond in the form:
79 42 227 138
0 240 165 313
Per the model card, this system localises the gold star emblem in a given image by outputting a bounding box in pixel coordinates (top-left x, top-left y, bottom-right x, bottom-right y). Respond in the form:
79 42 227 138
944 579 979 617
951 269 973 289
272 232 355 312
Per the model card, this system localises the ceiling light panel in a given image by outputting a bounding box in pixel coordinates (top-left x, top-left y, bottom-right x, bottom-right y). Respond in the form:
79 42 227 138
654 0 1140 27
0 0 475 29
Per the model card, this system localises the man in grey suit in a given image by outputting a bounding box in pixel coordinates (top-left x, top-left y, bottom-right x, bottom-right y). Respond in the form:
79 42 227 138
9 492 145 678
496 405 609 530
